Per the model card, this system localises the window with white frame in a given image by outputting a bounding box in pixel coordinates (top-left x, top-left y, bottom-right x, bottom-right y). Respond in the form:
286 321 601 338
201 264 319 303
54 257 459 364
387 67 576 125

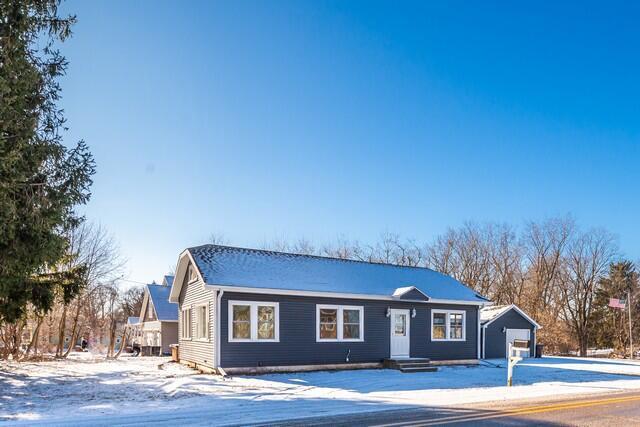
431 310 466 341
316 305 364 342
195 304 209 340
181 308 191 339
228 301 279 342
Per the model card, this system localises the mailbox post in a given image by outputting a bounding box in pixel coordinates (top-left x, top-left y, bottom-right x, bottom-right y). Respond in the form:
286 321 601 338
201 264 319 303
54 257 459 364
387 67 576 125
507 343 526 387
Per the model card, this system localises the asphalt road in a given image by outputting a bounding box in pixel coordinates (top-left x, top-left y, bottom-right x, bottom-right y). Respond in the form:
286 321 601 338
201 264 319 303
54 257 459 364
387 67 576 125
261 391 640 426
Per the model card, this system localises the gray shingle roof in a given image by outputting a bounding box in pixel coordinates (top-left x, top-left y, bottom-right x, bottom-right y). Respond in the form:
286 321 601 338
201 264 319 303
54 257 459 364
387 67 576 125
147 284 178 321
188 244 487 303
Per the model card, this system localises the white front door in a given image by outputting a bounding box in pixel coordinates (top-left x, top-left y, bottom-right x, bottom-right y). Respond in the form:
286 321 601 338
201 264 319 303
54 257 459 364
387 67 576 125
390 309 410 358
506 329 531 358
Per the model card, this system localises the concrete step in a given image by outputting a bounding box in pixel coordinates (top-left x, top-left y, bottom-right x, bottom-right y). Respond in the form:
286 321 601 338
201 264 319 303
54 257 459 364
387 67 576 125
384 358 430 366
399 366 439 373
394 362 433 369
389 358 431 363
384 358 435 371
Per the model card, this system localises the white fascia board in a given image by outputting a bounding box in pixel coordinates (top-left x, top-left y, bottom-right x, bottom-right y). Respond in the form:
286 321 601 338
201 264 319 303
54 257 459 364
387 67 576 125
204 284 488 306
169 250 207 303
139 289 150 320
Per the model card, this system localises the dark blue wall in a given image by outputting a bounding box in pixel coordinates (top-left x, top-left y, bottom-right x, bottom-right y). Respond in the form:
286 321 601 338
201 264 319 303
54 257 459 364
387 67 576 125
220 292 478 368
482 309 536 359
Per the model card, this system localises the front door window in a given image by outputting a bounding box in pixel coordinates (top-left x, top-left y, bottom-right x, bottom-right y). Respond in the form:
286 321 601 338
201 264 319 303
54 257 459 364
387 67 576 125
394 313 407 336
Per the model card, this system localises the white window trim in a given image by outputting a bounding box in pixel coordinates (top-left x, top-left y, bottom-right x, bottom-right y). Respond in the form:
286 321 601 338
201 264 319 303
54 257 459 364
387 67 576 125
431 309 466 342
316 304 364 342
228 300 280 343
181 307 192 340
195 303 210 342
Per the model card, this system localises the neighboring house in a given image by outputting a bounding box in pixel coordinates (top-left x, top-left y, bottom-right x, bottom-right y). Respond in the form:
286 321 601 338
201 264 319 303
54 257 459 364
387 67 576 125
480 304 541 359
138 275 178 355
168 244 491 374
126 316 141 350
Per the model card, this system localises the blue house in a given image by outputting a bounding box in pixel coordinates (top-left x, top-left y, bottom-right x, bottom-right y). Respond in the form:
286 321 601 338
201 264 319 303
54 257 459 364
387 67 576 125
169 244 491 374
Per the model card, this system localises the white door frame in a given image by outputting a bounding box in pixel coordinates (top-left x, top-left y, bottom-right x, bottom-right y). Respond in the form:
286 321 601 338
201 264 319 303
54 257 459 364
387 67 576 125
390 309 411 358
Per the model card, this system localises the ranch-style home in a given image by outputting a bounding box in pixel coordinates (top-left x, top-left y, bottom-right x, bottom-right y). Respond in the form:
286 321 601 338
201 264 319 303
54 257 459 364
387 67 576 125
168 244 519 374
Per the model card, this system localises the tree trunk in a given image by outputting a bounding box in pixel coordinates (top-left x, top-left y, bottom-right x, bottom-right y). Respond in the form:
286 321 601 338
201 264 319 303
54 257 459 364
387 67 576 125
63 299 83 358
9 321 25 359
579 334 588 357
113 328 129 359
107 318 117 358
0 325 8 359
56 305 68 358
23 315 44 359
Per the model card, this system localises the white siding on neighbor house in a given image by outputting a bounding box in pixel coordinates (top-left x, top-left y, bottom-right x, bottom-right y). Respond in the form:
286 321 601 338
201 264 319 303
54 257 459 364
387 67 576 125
178 272 216 368
142 321 161 331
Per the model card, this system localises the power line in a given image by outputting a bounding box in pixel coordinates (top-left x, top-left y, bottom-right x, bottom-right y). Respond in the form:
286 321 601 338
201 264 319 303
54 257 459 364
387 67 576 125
118 278 149 286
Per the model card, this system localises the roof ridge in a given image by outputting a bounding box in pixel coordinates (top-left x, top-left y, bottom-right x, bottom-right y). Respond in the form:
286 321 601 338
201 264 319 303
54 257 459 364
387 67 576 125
189 243 444 273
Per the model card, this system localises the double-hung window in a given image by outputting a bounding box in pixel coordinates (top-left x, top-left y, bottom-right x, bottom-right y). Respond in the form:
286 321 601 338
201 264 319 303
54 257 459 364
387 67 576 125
195 304 209 340
181 308 192 339
228 301 279 342
316 305 364 342
431 309 466 341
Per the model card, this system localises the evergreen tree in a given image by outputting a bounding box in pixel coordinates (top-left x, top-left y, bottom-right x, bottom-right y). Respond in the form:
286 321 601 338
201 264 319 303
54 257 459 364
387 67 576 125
591 261 639 352
0 0 95 324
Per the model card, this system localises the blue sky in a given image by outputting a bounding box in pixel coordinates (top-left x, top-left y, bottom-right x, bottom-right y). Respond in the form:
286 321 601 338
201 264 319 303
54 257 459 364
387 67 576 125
60 1 640 283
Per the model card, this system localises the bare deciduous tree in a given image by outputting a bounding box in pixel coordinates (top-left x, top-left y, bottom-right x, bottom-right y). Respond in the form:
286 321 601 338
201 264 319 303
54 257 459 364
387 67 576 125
559 228 618 356
56 223 125 358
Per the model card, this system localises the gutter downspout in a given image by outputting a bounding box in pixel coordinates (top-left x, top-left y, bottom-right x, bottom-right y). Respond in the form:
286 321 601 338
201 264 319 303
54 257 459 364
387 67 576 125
477 308 482 360
216 289 224 370
481 325 487 359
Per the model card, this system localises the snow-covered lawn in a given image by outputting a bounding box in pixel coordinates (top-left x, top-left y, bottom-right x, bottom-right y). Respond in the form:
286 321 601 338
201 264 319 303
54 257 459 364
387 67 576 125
3 354 640 426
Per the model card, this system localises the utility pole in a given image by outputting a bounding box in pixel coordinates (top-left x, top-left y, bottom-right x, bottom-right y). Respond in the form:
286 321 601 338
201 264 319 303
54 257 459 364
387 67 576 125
628 291 634 359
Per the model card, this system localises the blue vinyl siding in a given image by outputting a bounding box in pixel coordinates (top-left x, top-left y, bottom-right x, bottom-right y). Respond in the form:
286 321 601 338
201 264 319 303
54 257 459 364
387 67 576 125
220 292 478 368
483 309 536 359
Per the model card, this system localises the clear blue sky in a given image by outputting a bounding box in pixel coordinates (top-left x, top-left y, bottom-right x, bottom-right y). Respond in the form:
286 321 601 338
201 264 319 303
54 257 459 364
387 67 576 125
60 1 640 284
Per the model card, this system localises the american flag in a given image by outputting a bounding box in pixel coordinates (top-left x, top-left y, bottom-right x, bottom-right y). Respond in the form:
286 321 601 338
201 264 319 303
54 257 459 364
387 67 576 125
609 298 627 309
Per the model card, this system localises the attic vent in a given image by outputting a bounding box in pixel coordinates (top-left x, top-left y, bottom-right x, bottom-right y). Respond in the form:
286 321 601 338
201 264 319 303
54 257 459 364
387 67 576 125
188 265 198 282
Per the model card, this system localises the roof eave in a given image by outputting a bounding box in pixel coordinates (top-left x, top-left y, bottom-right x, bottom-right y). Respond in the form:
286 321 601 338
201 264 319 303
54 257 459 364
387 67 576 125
204 284 489 306
169 249 206 303
481 304 542 329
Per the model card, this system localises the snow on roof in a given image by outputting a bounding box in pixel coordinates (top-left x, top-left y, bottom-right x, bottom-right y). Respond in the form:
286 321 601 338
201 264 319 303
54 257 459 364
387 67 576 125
480 305 513 324
147 284 178 321
127 316 139 325
392 286 416 297
188 244 488 303
163 275 174 287
480 304 542 328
